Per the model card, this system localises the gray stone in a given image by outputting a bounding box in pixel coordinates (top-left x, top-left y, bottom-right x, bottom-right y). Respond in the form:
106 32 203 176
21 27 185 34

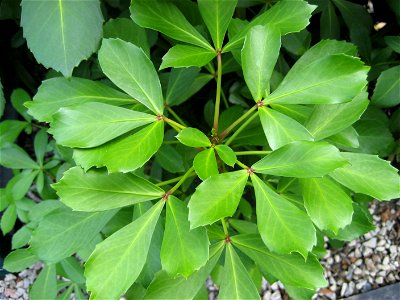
364 238 377 248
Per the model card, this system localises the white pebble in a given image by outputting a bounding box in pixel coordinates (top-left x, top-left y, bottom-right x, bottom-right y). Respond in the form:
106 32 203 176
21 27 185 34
376 277 384 284
364 237 377 248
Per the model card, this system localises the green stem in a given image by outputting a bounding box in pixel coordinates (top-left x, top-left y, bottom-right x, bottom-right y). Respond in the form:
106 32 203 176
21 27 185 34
164 117 186 131
236 160 249 169
221 88 229 109
168 166 195 194
235 150 272 156
166 106 188 127
221 218 229 236
219 105 257 140
225 112 258 146
213 51 222 133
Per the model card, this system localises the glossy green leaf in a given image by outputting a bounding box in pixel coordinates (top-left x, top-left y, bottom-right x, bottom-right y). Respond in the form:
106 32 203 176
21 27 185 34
198 0 237 49
73 121 164 173
281 29 311 56
327 126 360 149
131 0 213 50
219 243 259 299
30 209 116 263
98 38 164 114
29 265 57 300
188 170 248 228
231 234 327 289
155 144 185 173
320 1 340 39
176 127 211 148
223 0 315 52
252 141 348 178
330 153 400 200
385 36 400 54
160 45 217 69
300 177 353 234
265 54 369 105
3 249 38 272
165 67 200 105
21 0 103 77
251 175 316 258
215 145 236 166
53 166 164 211
242 24 280 101
305 91 368 140
49 102 155 148
193 148 219 181
0 120 27 147
371 66 400 107
0 144 39 169
259 106 313 150
85 201 164 299
161 196 209 277
10 88 32 122
1 204 17 235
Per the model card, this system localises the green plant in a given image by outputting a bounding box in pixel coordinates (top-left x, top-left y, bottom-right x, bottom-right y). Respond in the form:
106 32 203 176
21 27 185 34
1 0 399 299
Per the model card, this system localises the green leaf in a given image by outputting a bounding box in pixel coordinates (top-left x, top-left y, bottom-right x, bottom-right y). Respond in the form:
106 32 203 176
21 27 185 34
21 0 103 77
300 177 353 234
259 107 313 150
0 120 27 147
12 226 32 249
327 126 360 149
1 204 17 235
198 0 237 50
188 170 248 229
223 0 315 52
0 79 3 118
60 257 85 284
160 45 217 69
73 121 164 173
265 54 369 105
26 77 135 123
176 127 211 148
3 249 38 272
10 88 33 122
34 129 48 165
53 166 164 211
242 24 280 101
330 153 400 200
48 102 155 148
30 209 116 263
219 243 259 299
251 175 316 258
193 148 219 181
371 66 400 108
85 200 164 299
165 67 199 105
281 29 311 56
385 36 400 54
305 91 369 140
98 38 164 114
231 234 327 289
130 0 213 50
252 141 348 178
161 196 209 277
29 265 57 300
0 144 39 169
155 144 185 173
215 145 236 167
320 1 340 39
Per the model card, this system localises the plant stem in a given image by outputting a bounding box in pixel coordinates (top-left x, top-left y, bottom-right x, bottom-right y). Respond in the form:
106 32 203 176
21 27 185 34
236 160 249 169
221 88 229 109
221 218 229 236
164 116 186 131
219 104 257 140
168 166 195 194
235 150 272 156
225 112 258 146
166 106 188 127
156 173 192 187
213 51 222 133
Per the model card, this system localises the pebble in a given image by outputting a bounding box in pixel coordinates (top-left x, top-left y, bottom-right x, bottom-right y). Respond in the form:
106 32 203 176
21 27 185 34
364 237 377 248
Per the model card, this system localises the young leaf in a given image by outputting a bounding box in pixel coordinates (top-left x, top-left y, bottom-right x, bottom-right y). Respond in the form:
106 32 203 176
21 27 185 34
188 170 248 229
49 102 155 148
73 121 164 173
130 0 213 50
176 127 211 148
3 249 38 272
215 145 236 166
265 54 369 105
21 0 103 77
252 141 348 178
330 153 400 200
29 264 57 300
161 196 209 278
155 144 185 173
371 66 400 108
34 129 47 166
219 244 260 299
198 0 237 50
300 177 353 234
160 45 217 69
231 234 327 289
251 175 316 258
0 144 39 169
259 107 313 150
193 148 219 181
53 166 164 211
85 201 164 299
98 38 164 114
242 24 280 101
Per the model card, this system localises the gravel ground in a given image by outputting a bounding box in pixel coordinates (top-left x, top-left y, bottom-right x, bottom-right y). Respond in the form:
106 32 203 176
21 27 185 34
1 200 399 299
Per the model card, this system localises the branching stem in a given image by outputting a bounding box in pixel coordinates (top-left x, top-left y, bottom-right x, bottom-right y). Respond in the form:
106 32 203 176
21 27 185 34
225 112 259 146
168 166 195 195
219 104 257 140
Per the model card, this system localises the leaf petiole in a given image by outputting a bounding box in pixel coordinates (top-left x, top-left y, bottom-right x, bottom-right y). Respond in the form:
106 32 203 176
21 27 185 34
168 166 195 195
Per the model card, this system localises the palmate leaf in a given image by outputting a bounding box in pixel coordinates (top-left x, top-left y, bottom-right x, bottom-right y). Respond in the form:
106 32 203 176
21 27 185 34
161 196 209 278
251 175 316 258
193 148 219 181
160 45 217 69
188 170 248 229
21 0 103 77
53 166 164 211
74 121 164 173
48 102 156 148
86 200 164 299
